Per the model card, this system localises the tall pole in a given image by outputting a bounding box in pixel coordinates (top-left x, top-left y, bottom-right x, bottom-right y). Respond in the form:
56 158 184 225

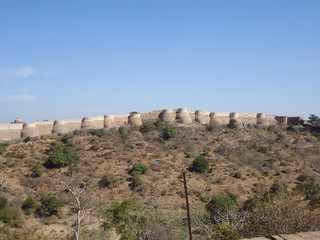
182 171 192 240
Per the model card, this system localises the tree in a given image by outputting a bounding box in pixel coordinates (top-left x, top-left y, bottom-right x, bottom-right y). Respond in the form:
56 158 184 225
192 155 209 173
129 163 148 176
99 173 118 188
160 126 176 141
103 199 184 240
206 193 237 217
38 194 63 217
44 144 79 168
227 119 238 129
22 197 37 215
59 179 95 240
308 114 320 127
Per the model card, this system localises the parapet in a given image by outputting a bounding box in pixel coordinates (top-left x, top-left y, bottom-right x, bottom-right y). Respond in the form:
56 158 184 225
0 123 23 141
288 116 304 125
275 116 288 125
113 114 130 125
0 108 305 142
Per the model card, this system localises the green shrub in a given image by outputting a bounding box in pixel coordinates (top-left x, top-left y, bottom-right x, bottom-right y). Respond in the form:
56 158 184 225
161 190 167 196
0 196 7 210
118 127 131 142
4 151 27 159
38 194 63 217
140 122 155 133
286 124 297 132
24 136 31 143
206 193 237 216
0 143 9 155
0 210 12 224
308 114 320 127
22 197 37 215
227 119 238 129
312 132 320 141
153 118 163 128
160 126 176 141
242 193 265 211
281 169 290 174
270 182 287 195
297 174 308 182
206 123 217 132
192 155 209 173
100 173 118 188
90 136 100 151
215 144 227 155
233 172 241 179
104 199 141 237
129 163 148 176
89 129 105 137
31 166 43 178
49 141 59 151
258 146 268 154
128 164 147 191
73 129 80 135
61 134 74 144
296 181 320 198
276 134 285 142
267 125 275 132
130 174 143 190
44 144 79 168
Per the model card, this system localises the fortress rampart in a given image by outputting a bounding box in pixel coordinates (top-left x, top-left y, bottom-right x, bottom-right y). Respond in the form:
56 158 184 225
0 108 304 142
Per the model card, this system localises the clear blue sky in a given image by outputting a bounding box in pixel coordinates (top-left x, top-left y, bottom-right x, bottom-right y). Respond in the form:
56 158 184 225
0 0 319 123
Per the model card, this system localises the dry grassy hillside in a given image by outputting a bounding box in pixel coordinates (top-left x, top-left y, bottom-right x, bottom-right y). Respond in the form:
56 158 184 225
0 122 320 239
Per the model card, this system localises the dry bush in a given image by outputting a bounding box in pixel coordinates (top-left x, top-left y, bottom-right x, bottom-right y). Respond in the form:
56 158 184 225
241 193 320 238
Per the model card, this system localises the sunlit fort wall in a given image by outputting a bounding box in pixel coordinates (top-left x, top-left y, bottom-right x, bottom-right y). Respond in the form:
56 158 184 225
0 108 304 141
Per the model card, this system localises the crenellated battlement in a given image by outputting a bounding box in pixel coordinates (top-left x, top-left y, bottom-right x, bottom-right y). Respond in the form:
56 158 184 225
0 108 304 141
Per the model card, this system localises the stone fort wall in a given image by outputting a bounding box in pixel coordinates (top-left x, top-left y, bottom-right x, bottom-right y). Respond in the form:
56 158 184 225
0 108 304 142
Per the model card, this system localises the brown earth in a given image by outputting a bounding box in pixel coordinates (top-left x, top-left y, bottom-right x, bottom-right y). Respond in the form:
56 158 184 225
0 124 319 237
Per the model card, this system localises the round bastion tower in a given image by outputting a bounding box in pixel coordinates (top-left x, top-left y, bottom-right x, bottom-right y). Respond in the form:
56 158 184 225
104 115 117 128
128 113 142 126
159 109 175 123
195 110 209 125
256 113 270 125
81 117 97 129
21 123 39 138
176 108 192 124
52 120 68 134
209 112 222 125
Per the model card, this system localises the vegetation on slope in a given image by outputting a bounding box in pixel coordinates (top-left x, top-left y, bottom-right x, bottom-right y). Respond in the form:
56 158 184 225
0 117 320 239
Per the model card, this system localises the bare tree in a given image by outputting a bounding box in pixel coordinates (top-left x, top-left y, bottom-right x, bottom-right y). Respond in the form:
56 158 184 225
59 179 95 240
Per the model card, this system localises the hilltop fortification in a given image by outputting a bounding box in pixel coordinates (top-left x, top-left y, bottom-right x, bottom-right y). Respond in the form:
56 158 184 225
0 108 304 142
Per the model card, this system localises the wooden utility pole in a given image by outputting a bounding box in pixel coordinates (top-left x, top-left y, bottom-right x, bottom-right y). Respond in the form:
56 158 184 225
182 171 192 240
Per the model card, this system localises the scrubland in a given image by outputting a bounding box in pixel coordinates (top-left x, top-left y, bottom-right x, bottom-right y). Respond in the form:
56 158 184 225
0 120 320 239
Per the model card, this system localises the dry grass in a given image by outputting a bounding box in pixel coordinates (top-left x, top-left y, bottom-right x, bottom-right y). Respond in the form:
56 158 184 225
0 125 319 237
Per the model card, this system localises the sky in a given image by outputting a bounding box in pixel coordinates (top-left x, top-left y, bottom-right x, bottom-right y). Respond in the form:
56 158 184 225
0 0 319 123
